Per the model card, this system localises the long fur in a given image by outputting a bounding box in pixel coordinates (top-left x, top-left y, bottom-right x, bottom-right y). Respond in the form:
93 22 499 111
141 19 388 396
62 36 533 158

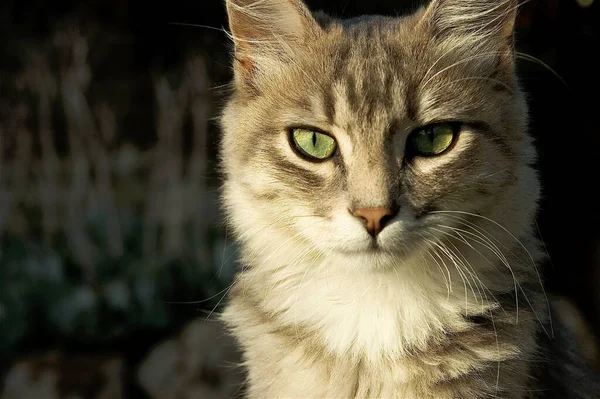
218 0 599 397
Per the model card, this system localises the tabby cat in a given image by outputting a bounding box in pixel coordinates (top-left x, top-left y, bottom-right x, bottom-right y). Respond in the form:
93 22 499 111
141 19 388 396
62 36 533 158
218 0 599 397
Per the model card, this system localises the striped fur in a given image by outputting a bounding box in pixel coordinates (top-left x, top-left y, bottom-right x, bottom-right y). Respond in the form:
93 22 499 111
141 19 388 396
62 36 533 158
218 0 600 397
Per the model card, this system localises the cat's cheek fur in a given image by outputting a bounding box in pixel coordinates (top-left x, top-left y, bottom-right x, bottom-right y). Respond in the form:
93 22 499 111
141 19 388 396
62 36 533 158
295 206 374 252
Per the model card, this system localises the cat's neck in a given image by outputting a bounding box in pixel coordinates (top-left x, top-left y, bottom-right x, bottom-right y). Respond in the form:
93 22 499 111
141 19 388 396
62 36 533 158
234 236 519 362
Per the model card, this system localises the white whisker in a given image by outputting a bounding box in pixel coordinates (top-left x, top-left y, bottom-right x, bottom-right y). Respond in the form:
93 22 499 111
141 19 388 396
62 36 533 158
432 210 552 337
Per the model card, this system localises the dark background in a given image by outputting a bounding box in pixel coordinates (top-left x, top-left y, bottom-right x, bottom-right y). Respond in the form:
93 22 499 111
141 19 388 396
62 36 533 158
1 0 598 398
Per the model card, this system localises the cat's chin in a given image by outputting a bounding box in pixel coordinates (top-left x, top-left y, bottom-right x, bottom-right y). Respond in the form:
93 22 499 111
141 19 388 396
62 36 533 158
332 244 413 270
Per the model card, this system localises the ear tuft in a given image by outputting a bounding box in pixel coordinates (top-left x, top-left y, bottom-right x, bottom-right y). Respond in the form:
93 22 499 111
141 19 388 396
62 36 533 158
225 0 319 87
421 0 518 50
418 0 519 83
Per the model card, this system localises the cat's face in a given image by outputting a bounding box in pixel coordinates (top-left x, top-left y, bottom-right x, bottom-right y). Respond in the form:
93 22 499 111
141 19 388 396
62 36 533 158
220 0 539 269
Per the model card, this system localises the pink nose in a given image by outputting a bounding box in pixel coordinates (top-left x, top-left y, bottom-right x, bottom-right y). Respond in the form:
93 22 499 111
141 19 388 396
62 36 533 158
351 207 397 237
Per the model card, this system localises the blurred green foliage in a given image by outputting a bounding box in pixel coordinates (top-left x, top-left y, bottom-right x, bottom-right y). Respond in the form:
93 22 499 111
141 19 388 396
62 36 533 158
0 208 237 364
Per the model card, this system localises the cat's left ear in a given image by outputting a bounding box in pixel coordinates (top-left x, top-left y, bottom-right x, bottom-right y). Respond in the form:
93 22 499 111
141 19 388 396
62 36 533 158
225 0 320 88
419 0 518 59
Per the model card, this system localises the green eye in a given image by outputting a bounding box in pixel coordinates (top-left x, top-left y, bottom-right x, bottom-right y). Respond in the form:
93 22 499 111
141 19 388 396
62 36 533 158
291 129 337 160
410 123 457 156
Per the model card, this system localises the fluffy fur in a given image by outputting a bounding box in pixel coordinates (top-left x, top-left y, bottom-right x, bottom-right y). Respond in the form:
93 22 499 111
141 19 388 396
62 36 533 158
217 0 598 397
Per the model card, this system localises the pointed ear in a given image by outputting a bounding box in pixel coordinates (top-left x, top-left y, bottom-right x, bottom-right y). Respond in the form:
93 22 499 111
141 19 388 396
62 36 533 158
225 0 320 88
419 0 519 83
420 0 517 54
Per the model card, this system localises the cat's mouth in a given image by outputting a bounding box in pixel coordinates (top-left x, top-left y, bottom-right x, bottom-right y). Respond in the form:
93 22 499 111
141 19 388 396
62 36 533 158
366 238 384 252
343 236 395 255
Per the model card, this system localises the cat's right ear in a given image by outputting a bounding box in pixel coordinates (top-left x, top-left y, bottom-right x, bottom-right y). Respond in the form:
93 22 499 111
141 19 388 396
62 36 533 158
225 0 320 89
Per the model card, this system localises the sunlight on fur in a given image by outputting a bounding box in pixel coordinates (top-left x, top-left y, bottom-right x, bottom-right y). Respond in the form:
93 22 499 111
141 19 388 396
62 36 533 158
216 0 599 398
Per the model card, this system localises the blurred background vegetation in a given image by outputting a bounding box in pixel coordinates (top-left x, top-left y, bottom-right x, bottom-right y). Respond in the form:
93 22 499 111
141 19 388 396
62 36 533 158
0 0 598 398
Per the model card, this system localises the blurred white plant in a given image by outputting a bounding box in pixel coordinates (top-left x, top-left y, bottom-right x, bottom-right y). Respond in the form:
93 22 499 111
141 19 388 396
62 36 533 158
0 27 221 283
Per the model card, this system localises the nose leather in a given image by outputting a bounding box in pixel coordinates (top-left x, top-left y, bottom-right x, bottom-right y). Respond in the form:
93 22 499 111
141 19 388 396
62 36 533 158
352 207 397 237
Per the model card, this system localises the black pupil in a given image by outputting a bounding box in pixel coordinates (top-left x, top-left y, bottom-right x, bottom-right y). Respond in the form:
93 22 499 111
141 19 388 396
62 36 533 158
312 132 317 146
426 128 435 142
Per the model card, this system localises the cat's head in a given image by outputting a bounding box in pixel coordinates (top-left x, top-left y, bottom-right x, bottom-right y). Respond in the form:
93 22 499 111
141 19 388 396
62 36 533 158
219 0 540 270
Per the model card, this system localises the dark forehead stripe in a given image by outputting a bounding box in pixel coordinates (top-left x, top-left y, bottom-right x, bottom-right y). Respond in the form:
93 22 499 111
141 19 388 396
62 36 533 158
326 22 410 135
321 86 336 125
292 94 315 115
343 73 359 118
404 79 419 121
325 40 352 124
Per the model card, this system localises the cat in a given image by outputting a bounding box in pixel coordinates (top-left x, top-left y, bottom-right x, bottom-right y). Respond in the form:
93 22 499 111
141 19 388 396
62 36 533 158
217 0 599 397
